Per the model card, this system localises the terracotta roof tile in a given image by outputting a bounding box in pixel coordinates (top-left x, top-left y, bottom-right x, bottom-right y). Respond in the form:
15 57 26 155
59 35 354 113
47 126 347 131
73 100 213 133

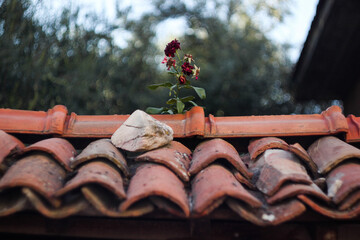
135 141 191 182
191 164 261 217
22 138 75 172
3 106 360 225
250 149 312 196
227 195 306 226
56 161 126 200
0 154 65 207
326 162 360 204
308 136 360 174
22 187 88 219
0 130 24 164
189 138 252 179
266 183 330 205
249 137 318 176
72 139 129 177
120 164 189 217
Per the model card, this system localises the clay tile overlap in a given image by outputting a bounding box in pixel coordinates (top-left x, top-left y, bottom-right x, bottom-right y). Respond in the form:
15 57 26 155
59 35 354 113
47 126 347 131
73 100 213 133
298 195 360 219
338 190 360 211
135 141 191 182
248 137 318 176
191 164 261 216
227 195 306 226
308 136 360 174
248 137 289 160
120 164 189 217
23 138 75 172
266 183 330 205
252 149 312 196
72 139 129 177
0 190 28 217
56 161 126 200
0 130 24 165
0 154 66 207
326 162 360 205
81 186 154 217
189 138 252 179
22 188 88 219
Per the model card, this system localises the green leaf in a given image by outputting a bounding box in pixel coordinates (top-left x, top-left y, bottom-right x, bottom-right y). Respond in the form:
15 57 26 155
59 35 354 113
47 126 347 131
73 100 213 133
146 107 164 114
166 98 176 105
180 96 195 102
192 86 206 99
176 99 185 114
166 109 174 114
147 82 172 90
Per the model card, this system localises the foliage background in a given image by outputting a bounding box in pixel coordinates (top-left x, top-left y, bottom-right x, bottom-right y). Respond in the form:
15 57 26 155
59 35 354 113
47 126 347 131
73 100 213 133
0 0 333 115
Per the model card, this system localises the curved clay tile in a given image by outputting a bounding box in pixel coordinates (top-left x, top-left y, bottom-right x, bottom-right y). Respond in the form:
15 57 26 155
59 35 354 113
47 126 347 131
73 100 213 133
72 139 129 177
253 149 312 196
23 138 75 172
339 190 360 211
81 186 154 217
22 188 88 219
191 164 261 216
189 138 252 179
326 162 360 205
233 171 256 189
227 197 306 226
0 154 66 207
298 195 360 219
0 190 27 217
248 137 289 160
120 164 189 217
248 137 318 176
56 161 126 200
0 130 24 165
135 141 191 182
266 183 330 205
308 136 360 174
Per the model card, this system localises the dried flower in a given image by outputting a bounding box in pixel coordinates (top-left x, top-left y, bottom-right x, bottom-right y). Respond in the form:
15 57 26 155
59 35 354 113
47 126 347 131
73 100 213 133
166 58 176 70
184 54 193 63
178 75 187 84
164 39 181 57
193 65 200 80
181 62 194 76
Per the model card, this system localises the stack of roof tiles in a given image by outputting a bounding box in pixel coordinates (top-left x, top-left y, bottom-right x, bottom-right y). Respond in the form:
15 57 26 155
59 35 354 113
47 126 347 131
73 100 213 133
1 129 360 226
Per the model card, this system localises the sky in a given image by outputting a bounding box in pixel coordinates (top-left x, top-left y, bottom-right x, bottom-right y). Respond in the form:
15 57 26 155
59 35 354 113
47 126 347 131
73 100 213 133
45 0 319 62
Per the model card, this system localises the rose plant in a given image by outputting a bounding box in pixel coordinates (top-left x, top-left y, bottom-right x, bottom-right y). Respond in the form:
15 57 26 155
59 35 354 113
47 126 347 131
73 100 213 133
146 39 206 114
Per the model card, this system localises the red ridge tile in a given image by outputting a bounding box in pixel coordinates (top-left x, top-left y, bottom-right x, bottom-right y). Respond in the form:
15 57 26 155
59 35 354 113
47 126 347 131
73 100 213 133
227 197 306 226
135 141 191 182
266 183 330 205
72 139 129 177
56 161 126 200
0 105 67 135
204 105 348 138
298 195 360 219
0 130 24 166
189 139 252 179
252 149 312 196
0 154 66 207
120 164 189 217
23 138 75 172
191 164 261 216
326 162 360 205
308 136 360 174
346 115 360 142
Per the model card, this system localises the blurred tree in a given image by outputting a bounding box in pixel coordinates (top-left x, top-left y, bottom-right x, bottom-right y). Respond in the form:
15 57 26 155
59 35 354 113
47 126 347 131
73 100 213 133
0 0 295 115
